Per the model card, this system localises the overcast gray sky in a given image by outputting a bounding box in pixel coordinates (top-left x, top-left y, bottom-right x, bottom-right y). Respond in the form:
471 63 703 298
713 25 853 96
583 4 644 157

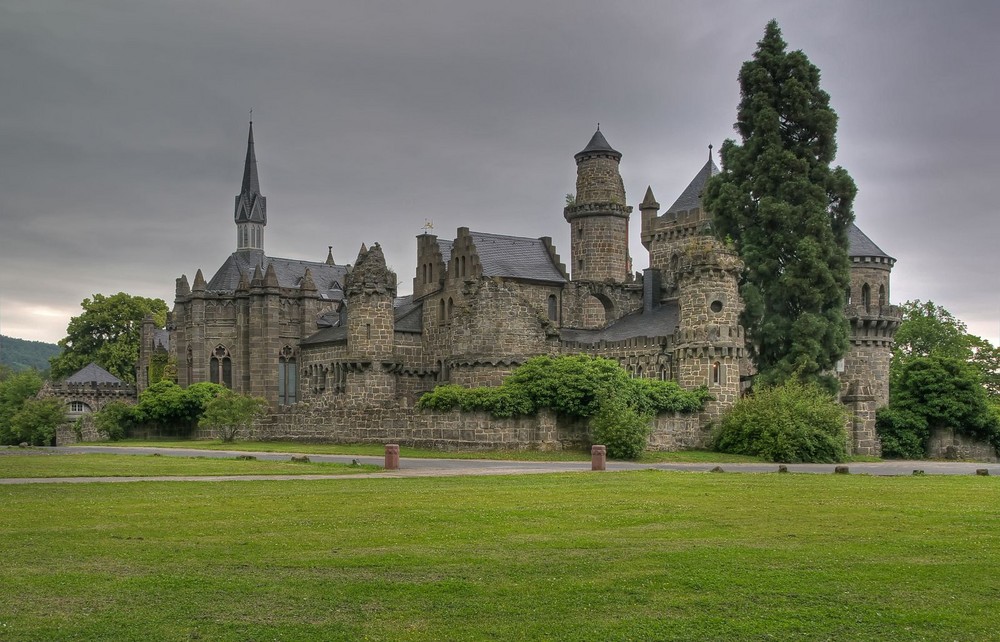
2 0 999 345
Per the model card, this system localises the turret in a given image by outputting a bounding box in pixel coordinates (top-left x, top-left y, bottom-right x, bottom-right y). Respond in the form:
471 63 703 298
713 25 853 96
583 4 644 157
234 121 267 251
563 128 632 282
839 224 902 456
346 242 396 358
673 238 745 423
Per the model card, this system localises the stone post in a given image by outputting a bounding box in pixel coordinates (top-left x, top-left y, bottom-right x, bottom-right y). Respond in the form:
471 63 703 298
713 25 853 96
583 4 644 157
591 445 606 471
385 444 400 470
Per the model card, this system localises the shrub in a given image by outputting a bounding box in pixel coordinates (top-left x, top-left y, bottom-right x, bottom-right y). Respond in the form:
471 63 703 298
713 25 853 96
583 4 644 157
93 401 138 441
589 396 651 460
417 356 710 423
9 398 66 446
199 390 268 442
135 381 226 434
875 406 928 459
712 380 848 463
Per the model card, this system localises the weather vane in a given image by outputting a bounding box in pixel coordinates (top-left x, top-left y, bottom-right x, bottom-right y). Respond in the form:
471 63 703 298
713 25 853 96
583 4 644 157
422 219 434 232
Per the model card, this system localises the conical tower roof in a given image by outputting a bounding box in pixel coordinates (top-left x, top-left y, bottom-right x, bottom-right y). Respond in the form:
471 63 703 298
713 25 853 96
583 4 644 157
665 156 719 214
575 127 621 160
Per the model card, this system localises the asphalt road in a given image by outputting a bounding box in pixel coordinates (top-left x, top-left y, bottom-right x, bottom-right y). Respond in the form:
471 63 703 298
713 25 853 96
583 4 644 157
0 445 996 484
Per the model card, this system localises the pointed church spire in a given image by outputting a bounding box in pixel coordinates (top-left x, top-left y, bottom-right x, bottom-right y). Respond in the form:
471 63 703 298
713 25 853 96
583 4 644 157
235 120 266 251
326 246 335 266
241 121 260 196
641 186 659 209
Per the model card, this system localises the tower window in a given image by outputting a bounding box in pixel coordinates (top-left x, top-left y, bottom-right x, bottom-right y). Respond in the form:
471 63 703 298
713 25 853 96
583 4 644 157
711 361 722 386
878 284 886 307
862 283 871 313
710 300 723 314
547 294 558 321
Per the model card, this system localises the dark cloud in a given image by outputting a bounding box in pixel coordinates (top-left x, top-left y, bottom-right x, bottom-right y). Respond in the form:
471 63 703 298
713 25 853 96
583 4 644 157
2 0 998 345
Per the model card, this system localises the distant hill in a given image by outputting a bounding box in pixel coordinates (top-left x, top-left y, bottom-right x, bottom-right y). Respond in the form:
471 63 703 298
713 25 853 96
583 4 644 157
0 335 60 373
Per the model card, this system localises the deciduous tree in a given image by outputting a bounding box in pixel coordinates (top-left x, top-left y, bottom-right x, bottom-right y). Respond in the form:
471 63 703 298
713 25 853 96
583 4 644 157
704 20 856 393
50 293 168 383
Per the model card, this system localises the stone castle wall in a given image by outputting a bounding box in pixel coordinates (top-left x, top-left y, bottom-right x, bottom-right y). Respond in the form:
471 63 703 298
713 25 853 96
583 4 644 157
191 403 710 453
926 427 998 462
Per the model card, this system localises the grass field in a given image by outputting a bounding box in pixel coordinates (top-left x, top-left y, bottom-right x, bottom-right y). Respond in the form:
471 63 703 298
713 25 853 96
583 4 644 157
0 453 379 478
86 438 769 463
1 471 998 640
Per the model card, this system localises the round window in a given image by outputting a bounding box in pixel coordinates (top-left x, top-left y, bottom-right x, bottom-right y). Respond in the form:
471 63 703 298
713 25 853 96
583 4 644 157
710 300 723 313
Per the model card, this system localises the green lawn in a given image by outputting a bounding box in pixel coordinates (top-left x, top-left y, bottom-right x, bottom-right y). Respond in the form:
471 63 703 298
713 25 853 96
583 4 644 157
1 471 998 640
0 453 379 478
84 438 769 463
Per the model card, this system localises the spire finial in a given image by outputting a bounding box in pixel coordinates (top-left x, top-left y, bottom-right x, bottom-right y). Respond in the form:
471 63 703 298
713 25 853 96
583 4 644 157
249 108 252 124
597 122 600 131
708 143 713 161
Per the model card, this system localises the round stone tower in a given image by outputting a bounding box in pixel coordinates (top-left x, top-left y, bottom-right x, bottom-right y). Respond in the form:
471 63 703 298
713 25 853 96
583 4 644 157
563 128 632 283
346 243 396 359
839 224 902 456
673 238 746 423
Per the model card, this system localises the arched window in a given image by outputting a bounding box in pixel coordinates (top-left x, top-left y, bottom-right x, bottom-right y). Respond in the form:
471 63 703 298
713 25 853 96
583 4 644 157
438 299 446 323
69 401 91 413
278 346 297 405
711 361 722 386
878 284 886 307
862 283 871 313
447 297 454 321
547 294 558 321
209 345 232 388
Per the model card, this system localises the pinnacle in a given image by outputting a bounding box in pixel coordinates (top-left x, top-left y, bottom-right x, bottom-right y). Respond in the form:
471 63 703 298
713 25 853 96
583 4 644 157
641 186 659 208
192 269 206 291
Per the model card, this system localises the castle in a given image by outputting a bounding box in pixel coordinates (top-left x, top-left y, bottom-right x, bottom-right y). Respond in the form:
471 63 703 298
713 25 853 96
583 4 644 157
139 123 900 454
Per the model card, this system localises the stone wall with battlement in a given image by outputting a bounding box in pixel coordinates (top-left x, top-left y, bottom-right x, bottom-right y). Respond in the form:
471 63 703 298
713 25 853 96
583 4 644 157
42 380 137 445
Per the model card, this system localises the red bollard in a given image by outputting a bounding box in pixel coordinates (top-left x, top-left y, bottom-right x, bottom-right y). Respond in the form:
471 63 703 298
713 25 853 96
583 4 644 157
384 444 400 470
591 444 607 471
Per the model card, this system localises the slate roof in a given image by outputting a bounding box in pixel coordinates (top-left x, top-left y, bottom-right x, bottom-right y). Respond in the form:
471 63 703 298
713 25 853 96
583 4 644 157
64 362 124 385
206 249 348 300
848 224 894 260
577 128 619 156
561 301 681 344
666 157 719 214
301 296 423 345
436 232 567 284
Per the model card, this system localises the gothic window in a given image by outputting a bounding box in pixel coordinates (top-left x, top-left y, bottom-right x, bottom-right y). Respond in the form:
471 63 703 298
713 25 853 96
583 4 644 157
422 264 428 284
878 284 886 307
711 361 722 386
862 283 871 313
547 294 558 321
447 297 454 321
278 346 297 405
846 287 852 305
209 345 232 388
438 299 446 323
459 256 466 277
186 346 193 385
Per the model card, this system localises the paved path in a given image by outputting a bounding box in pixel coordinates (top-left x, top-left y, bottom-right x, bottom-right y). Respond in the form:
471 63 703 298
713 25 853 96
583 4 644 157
0 445 996 484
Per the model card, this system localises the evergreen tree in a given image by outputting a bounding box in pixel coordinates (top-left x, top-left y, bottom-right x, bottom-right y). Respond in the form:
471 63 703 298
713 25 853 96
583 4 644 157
704 20 856 393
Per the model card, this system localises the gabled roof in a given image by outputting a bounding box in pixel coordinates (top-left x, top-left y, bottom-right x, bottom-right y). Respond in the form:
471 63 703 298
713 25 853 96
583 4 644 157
666 157 719 214
206 249 348 300
561 301 680 344
64 362 124 385
848 224 894 261
435 232 567 284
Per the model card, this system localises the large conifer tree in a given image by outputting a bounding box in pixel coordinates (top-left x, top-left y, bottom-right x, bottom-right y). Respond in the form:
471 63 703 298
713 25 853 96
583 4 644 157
704 20 856 392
